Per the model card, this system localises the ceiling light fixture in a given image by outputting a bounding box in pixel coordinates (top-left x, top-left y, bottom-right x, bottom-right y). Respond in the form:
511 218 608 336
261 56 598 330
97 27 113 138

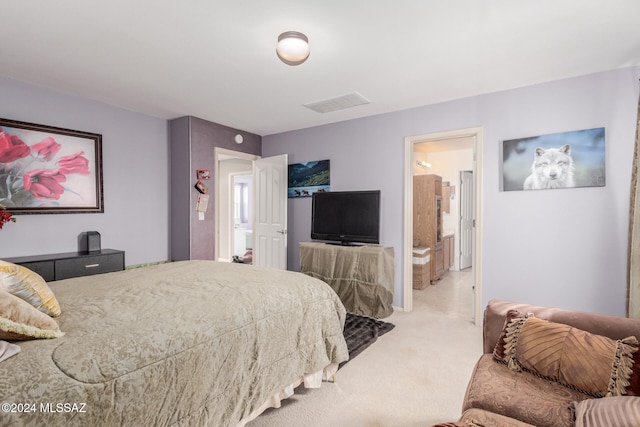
416 160 432 168
276 31 310 66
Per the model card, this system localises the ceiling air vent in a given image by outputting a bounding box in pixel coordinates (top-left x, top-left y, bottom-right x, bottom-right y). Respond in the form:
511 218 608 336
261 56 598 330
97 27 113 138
304 92 371 114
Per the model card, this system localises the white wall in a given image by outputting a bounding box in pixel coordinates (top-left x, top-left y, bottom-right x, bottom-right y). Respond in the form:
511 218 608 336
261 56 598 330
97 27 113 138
0 77 169 265
263 66 640 316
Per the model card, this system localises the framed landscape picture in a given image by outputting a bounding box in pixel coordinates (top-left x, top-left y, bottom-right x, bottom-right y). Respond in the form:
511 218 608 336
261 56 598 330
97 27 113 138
0 118 103 213
502 127 605 192
288 159 330 198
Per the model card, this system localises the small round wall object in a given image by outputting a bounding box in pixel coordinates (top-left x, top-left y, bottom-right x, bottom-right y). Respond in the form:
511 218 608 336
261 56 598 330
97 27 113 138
234 134 244 144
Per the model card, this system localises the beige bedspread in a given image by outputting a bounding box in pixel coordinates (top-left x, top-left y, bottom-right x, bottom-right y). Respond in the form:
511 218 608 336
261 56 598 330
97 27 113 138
0 261 349 426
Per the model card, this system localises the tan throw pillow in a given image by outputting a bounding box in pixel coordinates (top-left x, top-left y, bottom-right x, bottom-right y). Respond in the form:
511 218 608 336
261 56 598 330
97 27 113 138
572 396 640 427
0 289 63 340
0 260 61 317
492 309 528 361
494 311 638 397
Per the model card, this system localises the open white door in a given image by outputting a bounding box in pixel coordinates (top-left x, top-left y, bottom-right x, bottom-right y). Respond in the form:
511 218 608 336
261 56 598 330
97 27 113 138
254 154 288 269
459 170 474 270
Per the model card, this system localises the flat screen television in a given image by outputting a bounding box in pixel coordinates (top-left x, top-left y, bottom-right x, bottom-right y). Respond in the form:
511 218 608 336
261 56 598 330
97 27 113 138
311 190 381 245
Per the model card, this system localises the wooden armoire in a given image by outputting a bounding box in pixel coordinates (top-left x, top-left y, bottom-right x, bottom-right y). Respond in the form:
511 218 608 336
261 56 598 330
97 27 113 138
413 174 443 285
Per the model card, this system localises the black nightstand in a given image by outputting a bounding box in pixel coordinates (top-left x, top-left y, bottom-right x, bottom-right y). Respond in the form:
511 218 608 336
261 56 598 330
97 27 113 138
5 249 125 281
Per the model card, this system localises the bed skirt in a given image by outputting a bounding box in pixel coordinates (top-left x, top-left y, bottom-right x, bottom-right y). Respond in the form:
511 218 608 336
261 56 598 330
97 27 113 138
237 363 339 426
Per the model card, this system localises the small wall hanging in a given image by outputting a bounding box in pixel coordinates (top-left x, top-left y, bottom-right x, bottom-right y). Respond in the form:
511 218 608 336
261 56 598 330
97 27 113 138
194 180 208 194
196 169 210 180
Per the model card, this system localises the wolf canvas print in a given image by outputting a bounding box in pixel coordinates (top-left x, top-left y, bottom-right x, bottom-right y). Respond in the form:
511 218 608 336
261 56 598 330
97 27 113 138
502 128 605 191
522 144 575 190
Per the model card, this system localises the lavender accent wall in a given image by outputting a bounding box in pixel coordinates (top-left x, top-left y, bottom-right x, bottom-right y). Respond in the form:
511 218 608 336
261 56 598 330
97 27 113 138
0 76 169 265
263 66 640 316
169 116 261 260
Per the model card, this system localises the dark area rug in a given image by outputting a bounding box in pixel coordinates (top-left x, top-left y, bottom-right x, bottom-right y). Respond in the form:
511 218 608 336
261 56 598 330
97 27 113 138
340 312 395 368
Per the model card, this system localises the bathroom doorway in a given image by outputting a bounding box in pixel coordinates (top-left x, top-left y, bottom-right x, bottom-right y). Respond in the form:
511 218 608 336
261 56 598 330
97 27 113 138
404 127 483 324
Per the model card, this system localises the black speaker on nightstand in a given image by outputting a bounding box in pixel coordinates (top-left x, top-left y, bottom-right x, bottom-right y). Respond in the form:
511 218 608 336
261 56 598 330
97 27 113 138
78 231 101 253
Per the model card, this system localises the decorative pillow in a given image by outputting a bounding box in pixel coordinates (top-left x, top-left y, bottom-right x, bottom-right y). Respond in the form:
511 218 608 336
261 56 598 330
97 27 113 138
0 289 63 340
0 260 61 317
493 310 639 397
492 309 528 361
571 396 640 427
628 350 640 396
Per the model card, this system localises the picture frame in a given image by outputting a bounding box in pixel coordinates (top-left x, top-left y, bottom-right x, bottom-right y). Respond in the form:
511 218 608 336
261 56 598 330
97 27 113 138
502 127 605 192
288 159 330 198
196 169 211 180
194 180 208 194
0 118 103 214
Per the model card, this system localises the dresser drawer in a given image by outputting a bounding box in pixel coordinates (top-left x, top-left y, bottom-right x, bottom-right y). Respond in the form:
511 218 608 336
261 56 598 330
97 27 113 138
19 261 55 282
55 252 124 280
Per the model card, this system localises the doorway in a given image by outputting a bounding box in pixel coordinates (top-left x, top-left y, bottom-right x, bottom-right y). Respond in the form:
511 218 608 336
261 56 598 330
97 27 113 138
231 173 253 260
403 127 483 324
214 148 288 269
215 149 256 262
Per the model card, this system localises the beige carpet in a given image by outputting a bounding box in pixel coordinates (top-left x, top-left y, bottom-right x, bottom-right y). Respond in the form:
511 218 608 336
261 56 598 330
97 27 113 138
248 270 483 427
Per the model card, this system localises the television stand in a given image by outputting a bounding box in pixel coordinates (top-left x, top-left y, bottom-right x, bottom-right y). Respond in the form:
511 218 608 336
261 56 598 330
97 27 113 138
299 242 394 318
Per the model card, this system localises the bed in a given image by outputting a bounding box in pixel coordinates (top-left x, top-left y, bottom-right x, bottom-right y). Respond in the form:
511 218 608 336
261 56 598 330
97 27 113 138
0 260 349 426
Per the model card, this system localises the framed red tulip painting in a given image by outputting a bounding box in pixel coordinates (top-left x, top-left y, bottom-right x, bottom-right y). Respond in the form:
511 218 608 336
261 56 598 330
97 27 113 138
0 118 103 214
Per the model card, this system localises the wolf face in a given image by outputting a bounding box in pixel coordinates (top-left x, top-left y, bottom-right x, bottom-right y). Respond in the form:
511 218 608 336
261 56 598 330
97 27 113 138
523 144 575 190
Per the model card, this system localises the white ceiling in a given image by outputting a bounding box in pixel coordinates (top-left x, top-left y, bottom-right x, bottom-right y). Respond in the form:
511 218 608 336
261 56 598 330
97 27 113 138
1 1 639 136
